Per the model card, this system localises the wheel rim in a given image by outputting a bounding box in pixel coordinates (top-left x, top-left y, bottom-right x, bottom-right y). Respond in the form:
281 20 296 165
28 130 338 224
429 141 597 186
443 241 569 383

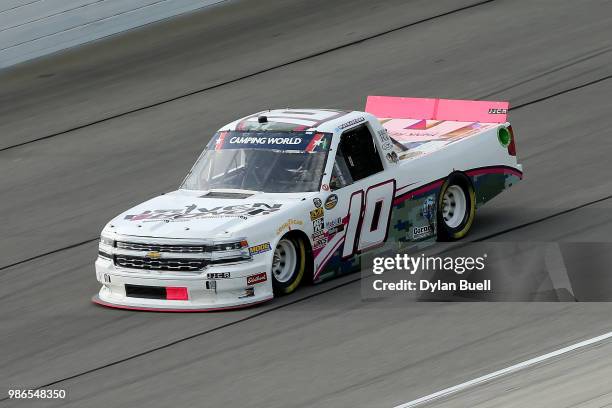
442 185 467 229
272 239 297 283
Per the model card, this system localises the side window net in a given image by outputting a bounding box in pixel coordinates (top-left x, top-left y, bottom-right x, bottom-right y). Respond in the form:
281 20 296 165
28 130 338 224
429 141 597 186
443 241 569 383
330 152 353 190
337 125 384 182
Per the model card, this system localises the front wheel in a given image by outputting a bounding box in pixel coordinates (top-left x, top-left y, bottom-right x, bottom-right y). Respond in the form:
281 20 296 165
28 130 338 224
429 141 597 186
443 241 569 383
437 174 476 241
271 236 307 295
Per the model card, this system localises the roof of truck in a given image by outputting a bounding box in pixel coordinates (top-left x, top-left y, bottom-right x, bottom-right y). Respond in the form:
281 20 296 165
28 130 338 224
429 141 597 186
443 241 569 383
221 108 370 134
218 98 510 162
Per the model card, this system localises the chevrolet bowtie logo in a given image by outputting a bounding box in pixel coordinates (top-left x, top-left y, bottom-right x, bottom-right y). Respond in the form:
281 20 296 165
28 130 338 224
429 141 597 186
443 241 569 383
146 251 162 259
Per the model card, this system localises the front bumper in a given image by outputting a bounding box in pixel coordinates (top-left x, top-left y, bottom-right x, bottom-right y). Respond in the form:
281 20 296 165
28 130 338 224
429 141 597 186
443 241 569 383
94 256 273 312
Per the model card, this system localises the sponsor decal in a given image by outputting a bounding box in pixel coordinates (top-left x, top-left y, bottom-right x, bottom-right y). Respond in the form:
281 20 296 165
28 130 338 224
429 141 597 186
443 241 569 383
413 225 434 239
125 203 282 222
247 272 267 285
249 242 272 255
378 128 391 144
205 280 217 291
207 272 230 279
214 132 227 150
313 197 322 208
229 136 302 145
337 117 365 130
146 251 161 259
313 235 328 250
305 133 330 152
312 218 324 234
277 219 304 235
326 217 342 229
322 184 330 191
488 108 508 114
326 225 344 235
212 132 331 152
378 129 393 151
239 287 255 298
310 207 324 221
324 194 338 210
421 196 436 222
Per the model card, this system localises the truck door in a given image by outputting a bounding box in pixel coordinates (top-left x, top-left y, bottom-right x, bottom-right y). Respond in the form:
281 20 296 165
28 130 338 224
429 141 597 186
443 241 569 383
322 124 395 267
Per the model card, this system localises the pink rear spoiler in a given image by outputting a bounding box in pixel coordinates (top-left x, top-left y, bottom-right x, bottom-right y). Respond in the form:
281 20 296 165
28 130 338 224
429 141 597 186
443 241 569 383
365 96 510 123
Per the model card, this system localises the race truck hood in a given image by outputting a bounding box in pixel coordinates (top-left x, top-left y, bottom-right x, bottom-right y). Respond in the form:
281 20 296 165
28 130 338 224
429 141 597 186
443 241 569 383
105 189 308 240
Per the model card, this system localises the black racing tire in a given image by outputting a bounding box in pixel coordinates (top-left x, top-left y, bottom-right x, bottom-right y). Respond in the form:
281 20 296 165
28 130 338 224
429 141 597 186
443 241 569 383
436 174 476 241
271 234 307 295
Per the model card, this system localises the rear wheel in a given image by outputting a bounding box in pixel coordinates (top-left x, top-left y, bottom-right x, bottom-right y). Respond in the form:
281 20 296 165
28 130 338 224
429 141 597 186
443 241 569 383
271 236 306 295
437 174 476 241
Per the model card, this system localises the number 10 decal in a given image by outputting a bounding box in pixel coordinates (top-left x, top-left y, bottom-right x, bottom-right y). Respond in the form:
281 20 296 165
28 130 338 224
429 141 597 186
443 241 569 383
342 179 395 257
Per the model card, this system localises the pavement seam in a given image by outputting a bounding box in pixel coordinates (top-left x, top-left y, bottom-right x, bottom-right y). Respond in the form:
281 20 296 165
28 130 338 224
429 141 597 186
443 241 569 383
392 330 612 407
0 238 98 271
1 187 611 395
472 193 612 242
2 74 611 272
478 47 612 99
0 0 496 153
0 275 362 399
511 75 612 111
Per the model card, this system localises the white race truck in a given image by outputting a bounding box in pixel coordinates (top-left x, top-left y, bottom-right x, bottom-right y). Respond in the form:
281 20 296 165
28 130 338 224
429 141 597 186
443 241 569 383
94 96 522 311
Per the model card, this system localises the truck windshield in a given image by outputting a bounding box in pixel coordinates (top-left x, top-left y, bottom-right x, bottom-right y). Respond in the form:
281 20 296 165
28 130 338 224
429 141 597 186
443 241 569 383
181 131 332 193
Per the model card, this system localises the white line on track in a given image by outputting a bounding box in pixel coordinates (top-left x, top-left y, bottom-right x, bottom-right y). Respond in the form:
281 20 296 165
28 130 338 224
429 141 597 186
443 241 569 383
393 330 612 408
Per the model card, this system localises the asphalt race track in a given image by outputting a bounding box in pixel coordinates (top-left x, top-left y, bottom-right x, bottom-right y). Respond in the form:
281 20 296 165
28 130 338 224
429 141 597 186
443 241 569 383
1 0 612 406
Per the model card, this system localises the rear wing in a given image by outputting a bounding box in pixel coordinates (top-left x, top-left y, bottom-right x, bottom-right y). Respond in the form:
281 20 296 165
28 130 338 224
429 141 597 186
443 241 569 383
365 96 509 123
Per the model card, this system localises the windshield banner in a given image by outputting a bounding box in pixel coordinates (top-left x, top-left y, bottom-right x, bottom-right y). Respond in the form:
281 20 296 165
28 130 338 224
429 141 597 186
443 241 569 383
213 131 331 152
